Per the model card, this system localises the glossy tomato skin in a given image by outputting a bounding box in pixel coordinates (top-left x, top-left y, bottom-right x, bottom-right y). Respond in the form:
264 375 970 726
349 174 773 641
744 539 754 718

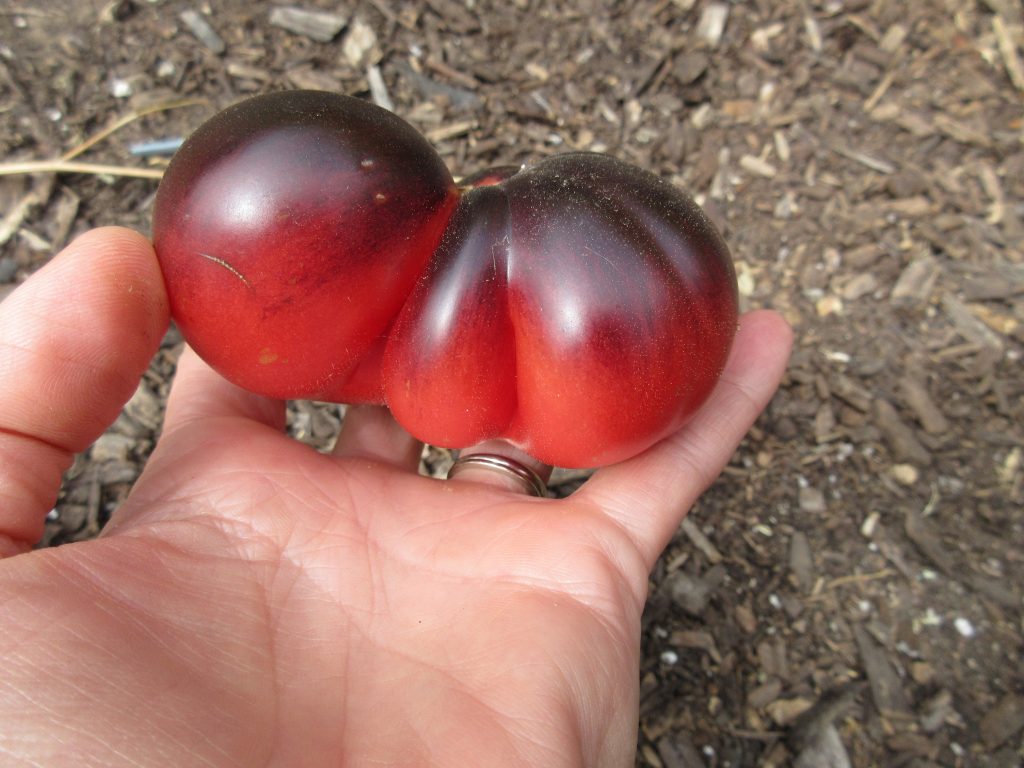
153 90 458 402
382 185 518 447
384 153 738 468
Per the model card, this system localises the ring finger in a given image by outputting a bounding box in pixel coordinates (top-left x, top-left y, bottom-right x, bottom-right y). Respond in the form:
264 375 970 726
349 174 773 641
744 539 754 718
446 439 553 498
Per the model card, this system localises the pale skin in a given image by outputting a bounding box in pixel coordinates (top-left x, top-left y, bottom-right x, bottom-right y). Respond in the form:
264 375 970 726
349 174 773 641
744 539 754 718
0 228 792 767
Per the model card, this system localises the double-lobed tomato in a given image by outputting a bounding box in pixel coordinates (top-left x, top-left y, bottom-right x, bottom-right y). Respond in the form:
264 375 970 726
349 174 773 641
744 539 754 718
153 90 738 468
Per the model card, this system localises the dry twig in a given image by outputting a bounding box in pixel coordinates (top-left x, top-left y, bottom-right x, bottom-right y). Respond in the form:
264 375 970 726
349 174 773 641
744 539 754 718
0 97 200 239
0 160 164 180
60 97 207 161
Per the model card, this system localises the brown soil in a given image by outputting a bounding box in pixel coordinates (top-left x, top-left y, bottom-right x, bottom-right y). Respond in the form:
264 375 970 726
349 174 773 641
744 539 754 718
2 0 1022 765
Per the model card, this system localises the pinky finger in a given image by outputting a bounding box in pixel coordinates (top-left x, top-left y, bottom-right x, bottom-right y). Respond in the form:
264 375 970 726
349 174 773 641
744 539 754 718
578 310 792 569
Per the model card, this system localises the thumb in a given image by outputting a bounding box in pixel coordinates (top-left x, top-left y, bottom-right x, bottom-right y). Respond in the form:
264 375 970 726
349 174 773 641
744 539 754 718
0 227 168 556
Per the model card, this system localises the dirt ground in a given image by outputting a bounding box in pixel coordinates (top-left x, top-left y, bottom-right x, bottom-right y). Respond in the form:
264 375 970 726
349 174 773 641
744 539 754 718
1 0 1022 765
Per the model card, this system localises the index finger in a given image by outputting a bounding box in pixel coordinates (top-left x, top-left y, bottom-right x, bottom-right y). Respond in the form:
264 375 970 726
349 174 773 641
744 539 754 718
577 309 792 569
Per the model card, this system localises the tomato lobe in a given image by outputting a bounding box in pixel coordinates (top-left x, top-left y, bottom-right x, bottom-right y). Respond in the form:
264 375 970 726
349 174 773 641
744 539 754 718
384 153 738 467
153 91 458 402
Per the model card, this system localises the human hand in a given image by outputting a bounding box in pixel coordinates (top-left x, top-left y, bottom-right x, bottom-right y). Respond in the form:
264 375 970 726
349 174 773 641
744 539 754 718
0 228 791 766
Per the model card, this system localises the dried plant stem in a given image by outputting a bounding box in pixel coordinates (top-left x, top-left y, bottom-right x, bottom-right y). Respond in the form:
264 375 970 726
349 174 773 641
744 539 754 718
0 97 205 181
0 97 199 226
0 160 164 180
60 97 207 161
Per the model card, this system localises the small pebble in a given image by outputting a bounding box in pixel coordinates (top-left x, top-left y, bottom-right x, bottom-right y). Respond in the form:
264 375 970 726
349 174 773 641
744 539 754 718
736 261 756 296
110 78 132 98
823 349 851 363
816 294 844 317
953 617 975 638
799 486 827 513
890 463 919 485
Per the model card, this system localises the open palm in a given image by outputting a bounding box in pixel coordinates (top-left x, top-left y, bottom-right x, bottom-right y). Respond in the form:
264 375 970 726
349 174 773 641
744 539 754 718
0 229 791 767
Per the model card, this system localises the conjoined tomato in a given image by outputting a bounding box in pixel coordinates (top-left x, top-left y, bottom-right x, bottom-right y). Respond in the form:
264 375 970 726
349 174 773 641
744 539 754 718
153 90 738 468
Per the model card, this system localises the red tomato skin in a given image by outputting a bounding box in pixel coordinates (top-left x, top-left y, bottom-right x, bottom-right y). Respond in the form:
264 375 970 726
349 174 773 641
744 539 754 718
384 153 738 468
383 186 518 447
153 90 458 402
